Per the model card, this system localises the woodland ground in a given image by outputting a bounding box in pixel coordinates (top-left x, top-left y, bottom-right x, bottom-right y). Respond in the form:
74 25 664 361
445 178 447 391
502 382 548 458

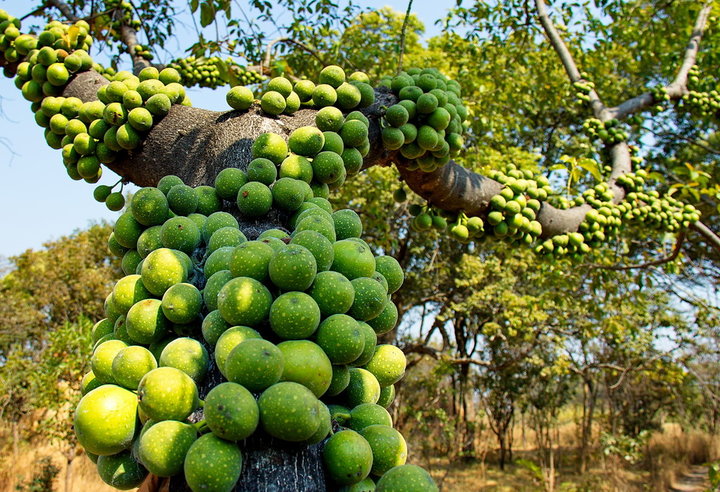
0 418 715 492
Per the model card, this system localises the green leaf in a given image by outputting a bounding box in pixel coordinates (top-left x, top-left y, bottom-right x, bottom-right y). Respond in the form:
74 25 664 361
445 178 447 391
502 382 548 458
67 25 80 47
577 157 602 182
647 171 665 183
200 2 216 27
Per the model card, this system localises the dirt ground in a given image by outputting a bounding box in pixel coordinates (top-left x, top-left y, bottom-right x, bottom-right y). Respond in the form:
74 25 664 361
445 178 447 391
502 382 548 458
0 436 712 491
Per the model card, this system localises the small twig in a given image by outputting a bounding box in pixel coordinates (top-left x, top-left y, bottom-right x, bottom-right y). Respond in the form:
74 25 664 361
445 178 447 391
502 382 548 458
643 122 720 156
0 137 19 166
21 6 48 21
81 7 116 22
398 0 414 73
690 221 720 255
581 231 686 271
263 37 326 71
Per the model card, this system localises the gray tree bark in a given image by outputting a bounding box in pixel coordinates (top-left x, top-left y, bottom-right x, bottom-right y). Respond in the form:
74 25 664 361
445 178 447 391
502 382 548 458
62 70 607 240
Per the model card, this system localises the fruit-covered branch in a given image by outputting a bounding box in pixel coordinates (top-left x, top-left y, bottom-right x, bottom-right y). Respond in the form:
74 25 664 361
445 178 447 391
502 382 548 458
607 1 713 121
118 19 151 74
533 0 720 253
535 0 608 120
0 9 714 259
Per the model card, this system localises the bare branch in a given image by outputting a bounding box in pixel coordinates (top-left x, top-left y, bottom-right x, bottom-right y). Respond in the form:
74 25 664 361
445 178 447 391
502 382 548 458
667 3 712 92
21 6 47 21
690 221 720 255
118 23 151 74
581 231 686 271
535 0 608 120
397 0 414 74
402 343 442 359
81 7 117 23
451 357 492 367
643 122 720 156
47 0 79 22
608 2 713 120
401 343 492 367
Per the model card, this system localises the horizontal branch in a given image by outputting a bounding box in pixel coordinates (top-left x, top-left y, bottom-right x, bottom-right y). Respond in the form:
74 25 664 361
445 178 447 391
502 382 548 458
33 69 720 249
396 158 595 238
581 231 686 271
401 343 491 367
63 71 395 188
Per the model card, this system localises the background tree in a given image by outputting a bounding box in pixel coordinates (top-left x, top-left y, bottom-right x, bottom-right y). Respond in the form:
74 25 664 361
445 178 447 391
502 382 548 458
0 0 719 490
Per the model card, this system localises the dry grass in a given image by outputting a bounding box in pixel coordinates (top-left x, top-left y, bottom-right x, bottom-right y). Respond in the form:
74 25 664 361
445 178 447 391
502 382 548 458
644 424 718 491
0 441 127 492
0 420 715 492
422 454 648 492
413 422 718 492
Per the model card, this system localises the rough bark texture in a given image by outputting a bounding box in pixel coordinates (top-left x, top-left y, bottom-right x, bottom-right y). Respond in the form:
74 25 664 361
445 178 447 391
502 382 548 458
396 158 503 215
66 72 396 188
64 72 333 492
162 359 328 492
61 68 718 246
169 435 326 492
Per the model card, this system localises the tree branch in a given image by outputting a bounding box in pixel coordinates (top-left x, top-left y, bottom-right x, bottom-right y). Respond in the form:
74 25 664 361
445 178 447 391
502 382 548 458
401 343 492 367
118 22 151 74
534 2 714 244
690 221 720 255
397 0 414 73
643 122 720 156
581 231 686 271
51 70 720 247
47 0 79 22
535 0 608 120
535 1 648 235
263 37 326 73
62 71 396 187
607 2 713 120
396 157 600 238
21 6 48 21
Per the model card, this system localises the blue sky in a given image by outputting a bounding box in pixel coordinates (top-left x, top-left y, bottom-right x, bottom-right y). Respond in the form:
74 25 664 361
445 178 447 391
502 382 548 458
0 0 450 258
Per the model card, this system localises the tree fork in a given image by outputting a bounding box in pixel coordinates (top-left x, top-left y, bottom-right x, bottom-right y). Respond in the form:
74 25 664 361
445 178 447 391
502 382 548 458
6 49 719 251
60 70 608 240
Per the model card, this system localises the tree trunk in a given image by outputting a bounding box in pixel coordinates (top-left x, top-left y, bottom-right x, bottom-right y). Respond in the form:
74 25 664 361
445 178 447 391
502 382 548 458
12 421 19 490
507 416 514 463
64 451 74 492
179 271 330 491
462 386 477 456
579 377 596 473
168 435 326 492
498 433 507 470
544 441 555 492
